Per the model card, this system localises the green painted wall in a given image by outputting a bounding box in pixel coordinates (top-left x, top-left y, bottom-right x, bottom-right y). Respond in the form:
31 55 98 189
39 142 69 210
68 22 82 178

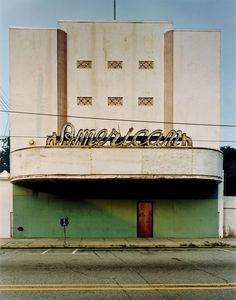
13 185 137 238
154 199 218 238
13 180 218 238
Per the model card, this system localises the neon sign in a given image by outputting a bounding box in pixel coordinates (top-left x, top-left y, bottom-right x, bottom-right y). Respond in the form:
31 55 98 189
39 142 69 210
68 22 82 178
46 122 192 147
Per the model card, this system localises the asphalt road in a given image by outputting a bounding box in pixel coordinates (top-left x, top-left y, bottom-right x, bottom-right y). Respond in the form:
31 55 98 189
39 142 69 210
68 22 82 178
0 248 236 299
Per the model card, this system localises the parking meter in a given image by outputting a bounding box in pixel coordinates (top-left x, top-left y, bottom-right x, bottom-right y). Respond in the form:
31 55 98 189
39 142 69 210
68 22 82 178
60 217 69 245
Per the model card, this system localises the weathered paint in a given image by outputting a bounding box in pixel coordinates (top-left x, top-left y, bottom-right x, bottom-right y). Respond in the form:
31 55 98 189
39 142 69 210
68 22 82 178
13 181 218 238
173 30 220 149
9 28 57 152
154 199 218 238
13 185 136 238
9 23 220 153
11 147 223 182
58 21 172 133
224 196 236 237
138 202 153 237
0 172 13 238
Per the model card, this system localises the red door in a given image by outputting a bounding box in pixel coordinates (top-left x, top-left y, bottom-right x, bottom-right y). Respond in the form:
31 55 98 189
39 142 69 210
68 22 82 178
137 202 153 237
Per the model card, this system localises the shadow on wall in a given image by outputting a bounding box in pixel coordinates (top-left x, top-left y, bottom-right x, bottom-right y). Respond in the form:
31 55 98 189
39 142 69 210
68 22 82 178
16 179 218 200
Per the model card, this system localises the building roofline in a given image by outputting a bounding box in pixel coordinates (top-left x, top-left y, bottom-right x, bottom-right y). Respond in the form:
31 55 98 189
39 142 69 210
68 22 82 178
57 20 173 24
174 29 221 32
9 27 56 30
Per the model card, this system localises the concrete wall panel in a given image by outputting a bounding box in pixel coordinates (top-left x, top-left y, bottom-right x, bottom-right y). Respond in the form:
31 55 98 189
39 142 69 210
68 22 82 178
11 147 223 182
173 31 220 149
9 28 57 152
58 21 172 132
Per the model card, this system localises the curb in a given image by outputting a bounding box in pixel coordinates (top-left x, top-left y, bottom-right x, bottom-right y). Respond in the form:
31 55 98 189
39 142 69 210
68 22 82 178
0 243 234 250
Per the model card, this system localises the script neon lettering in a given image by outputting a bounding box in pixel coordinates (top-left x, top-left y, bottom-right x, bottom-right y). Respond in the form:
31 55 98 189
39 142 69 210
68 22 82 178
46 122 193 147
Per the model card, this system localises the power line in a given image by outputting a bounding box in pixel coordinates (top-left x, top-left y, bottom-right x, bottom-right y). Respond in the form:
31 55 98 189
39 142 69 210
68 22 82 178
0 96 9 111
0 86 8 99
3 118 9 136
0 108 236 128
0 92 9 106
0 87 9 110
0 134 235 143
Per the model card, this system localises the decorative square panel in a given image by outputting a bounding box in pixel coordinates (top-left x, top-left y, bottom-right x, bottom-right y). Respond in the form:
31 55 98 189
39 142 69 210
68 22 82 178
139 61 154 69
108 97 123 106
138 97 154 106
108 61 123 69
77 97 92 105
77 60 92 68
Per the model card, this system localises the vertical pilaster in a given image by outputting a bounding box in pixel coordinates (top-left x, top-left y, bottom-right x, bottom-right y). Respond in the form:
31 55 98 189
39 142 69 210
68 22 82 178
164 30 173 134
57 29 67 133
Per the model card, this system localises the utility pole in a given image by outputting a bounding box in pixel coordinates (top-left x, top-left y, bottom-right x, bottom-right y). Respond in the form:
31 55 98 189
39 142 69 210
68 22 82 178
114 0 116 20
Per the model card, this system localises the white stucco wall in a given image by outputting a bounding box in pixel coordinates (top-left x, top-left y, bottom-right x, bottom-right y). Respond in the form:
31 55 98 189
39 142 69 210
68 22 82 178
173 30 220 149
224 196 236 237
0 172 12 238
9 23 220 153
58 21 173 132
9 28 57 152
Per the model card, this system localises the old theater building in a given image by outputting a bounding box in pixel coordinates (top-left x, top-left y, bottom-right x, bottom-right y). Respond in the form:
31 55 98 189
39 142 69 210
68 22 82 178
9 21 223 238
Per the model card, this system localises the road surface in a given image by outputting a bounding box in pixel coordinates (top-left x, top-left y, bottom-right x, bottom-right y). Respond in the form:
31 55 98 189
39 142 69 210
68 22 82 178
0 248 236 299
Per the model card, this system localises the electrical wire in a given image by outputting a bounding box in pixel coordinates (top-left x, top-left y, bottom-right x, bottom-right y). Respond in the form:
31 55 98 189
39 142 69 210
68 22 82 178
0 96 8 111
0 108 236 128
0 134 235 143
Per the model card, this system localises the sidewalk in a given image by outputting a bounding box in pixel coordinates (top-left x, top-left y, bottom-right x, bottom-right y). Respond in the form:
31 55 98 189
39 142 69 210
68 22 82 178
0 238 236 249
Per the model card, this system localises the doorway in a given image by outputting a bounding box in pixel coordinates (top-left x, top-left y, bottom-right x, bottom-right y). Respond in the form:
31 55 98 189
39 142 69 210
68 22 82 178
137 202 153 237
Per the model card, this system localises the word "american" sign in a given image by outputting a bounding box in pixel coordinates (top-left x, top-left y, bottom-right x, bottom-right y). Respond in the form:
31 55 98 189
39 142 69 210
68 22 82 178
46 122 192 147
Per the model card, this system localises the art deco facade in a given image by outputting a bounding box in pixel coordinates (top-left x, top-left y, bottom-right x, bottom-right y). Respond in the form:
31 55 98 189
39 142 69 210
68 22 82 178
9 21 222 238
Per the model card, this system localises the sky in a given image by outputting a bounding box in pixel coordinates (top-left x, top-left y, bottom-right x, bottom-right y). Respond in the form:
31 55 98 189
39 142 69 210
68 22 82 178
0 0 236 147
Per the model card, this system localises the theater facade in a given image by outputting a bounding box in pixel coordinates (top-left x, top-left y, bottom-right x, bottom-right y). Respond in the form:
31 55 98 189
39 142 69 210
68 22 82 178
9 21 223 238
